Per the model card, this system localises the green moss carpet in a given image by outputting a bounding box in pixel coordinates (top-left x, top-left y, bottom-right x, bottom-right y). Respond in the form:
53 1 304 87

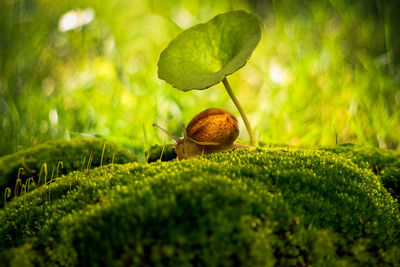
0 141 399 266
0 138 137 207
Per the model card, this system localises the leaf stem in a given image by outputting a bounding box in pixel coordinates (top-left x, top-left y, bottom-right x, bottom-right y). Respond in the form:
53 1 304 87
222 77 257 147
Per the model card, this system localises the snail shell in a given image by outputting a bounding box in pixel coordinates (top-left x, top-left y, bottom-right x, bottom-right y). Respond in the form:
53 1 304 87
153 108 248 160
186 108 239 146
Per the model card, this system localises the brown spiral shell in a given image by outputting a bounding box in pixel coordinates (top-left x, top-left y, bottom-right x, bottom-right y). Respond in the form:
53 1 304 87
186 108 239 145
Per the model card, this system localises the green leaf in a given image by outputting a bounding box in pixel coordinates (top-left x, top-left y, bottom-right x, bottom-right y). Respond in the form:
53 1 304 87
158 10 262 91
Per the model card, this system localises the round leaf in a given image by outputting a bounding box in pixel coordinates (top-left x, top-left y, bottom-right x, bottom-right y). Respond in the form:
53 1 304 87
158 10 262 91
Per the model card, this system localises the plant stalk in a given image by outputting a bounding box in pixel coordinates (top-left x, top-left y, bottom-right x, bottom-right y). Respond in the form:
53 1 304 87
222 77 257 147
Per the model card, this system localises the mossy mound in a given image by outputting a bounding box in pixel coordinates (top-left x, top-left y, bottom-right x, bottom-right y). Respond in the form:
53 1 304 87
1 148 399 266
319 143 399 173
147 143 400 201
319 144 400 201
0 138 137 206
381 160 400 202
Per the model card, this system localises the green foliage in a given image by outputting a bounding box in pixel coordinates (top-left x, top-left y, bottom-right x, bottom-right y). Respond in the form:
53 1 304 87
0 138 136 206
0 149 399 266
158 10 261 91
1 0 400 156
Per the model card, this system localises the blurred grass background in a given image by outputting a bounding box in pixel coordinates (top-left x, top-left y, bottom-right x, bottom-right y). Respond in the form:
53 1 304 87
1 0 399 160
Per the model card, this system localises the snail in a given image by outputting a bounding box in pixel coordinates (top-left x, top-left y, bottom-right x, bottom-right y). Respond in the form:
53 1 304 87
153 108 249 160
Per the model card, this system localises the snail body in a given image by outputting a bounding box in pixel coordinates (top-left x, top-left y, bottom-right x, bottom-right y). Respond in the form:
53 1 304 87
153 108 249 160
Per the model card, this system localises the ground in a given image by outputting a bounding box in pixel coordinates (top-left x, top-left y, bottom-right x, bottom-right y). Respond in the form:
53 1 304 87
0 139 399 266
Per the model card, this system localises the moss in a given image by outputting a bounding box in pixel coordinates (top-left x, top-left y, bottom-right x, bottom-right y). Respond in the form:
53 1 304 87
0 138 137 206
146 144 177 163
319 143 399 174
319 144 400 199
381 160 400 202
0 148 399 266
147 143 400 172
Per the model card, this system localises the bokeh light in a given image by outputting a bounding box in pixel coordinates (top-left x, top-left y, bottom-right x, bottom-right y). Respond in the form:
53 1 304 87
58 8 95 32
0 0 399 159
